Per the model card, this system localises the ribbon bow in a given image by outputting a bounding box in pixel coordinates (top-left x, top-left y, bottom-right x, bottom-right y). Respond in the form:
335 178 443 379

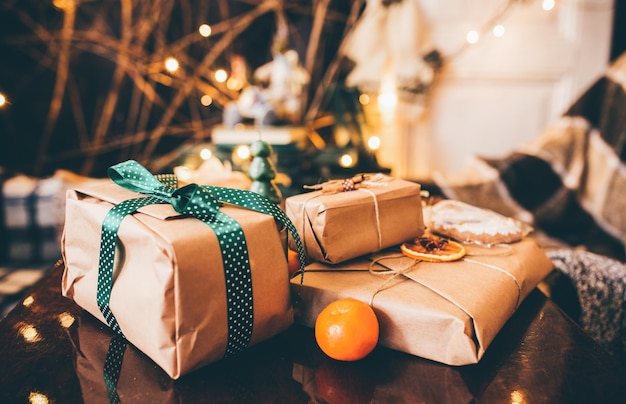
97 161 306 401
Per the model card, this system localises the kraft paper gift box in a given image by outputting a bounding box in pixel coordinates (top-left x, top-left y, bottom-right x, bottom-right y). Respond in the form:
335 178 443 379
285 175 425 264
62 161 299 379
290 238 554 366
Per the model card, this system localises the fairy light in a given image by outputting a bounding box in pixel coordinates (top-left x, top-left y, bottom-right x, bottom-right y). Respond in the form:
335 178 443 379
0 93 6 108
367 136 381 151
235 144 250 159
200 147 212 160
200 94 213 106
198 24 212 37
174 166 192 181
359 94 370 105
466 30 480 44
339 153 354 168
214 69 228 83
492 24 505 37
226 77 244 91
164 57 179 72
542 0 555 11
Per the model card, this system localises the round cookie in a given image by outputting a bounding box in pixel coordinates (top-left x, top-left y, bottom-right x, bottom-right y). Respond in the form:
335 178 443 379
423 200 531 245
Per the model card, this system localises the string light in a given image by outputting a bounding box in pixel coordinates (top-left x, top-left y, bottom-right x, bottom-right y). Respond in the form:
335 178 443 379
460 0 556 49
339 153 354 168
198 24 212 37
226 77 244 91
492 24 505 37
164 57 179 72
214 69 228 83
200 148 212 160
235 144 250 160
0 92 6 108
542 0 555 11
466 30 480 44
367 136 381 151
200 94 213 106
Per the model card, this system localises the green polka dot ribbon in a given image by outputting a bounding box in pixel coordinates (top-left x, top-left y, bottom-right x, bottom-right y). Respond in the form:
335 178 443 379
97 160 306 354
103 334 126 404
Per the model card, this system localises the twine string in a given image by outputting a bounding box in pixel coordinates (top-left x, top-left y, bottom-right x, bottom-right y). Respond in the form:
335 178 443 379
359 188 383 252
365 249 522 310
367 253 421 306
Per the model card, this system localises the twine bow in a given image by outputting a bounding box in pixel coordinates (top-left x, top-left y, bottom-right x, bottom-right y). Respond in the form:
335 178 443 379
97 160 306 402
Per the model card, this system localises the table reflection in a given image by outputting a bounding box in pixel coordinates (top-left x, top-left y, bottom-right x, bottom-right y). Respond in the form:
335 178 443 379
1 261 625 403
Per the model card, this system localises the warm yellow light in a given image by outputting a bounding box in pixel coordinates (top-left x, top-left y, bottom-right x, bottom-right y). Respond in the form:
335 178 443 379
0 93 6 107
28 392 49 404
226 77 244 91
174 166 192 182
215 69 228 83
542 0 555 11
58 312 75 328
466 30 480 44
235 145 251 160
200 94 213 106
52 0 75 11
367 136 381 151
377 92 397 110
359 94 370 105
198 24 212 37
510 389 527 404
339 153 354 168
200 148 212 160
493 24 505 37
19 324 42 343
164 57 179 72
22 295 35 307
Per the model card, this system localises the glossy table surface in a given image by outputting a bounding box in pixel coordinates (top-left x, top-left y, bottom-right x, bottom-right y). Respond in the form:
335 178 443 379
1 260 625 403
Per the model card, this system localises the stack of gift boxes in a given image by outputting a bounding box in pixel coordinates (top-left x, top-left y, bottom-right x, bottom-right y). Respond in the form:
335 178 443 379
61 161 553 380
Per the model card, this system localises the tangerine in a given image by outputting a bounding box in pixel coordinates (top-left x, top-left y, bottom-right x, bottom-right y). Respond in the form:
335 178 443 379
287 249 301 277
314 298 379 361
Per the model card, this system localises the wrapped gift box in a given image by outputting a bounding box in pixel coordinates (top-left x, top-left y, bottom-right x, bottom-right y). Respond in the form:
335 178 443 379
62 180 293 379
290 239 554 365
285 176 424 264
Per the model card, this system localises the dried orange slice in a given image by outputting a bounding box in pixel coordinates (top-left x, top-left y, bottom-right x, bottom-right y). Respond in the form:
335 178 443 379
400 235 466 262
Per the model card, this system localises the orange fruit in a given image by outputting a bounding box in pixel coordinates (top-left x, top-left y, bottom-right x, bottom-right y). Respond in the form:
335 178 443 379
314 298 379 361
287 249 301 277
400 235 466 262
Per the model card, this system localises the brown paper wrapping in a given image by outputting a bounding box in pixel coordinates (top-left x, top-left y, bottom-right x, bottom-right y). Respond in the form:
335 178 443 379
62 182 293 379
285 176 425 264
290 238 554 365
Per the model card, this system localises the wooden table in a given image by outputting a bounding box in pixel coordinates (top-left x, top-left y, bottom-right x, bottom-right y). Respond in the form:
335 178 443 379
1 260 625 403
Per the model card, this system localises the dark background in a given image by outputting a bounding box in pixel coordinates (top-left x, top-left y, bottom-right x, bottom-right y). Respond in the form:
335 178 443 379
0 1 624 178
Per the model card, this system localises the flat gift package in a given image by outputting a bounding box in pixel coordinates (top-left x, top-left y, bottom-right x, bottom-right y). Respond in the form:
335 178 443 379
62 161 299 379
285 175 425 264
290 238 554 365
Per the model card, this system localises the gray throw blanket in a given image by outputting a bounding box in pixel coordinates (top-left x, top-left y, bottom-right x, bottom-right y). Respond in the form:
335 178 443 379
548 249 626 368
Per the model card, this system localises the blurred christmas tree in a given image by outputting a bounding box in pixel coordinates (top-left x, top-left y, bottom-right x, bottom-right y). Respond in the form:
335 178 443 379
0 0 391 186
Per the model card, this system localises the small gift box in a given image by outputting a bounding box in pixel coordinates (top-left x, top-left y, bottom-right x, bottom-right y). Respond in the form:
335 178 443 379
62 160 305 379
285 175 425 264
290 239 553 365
